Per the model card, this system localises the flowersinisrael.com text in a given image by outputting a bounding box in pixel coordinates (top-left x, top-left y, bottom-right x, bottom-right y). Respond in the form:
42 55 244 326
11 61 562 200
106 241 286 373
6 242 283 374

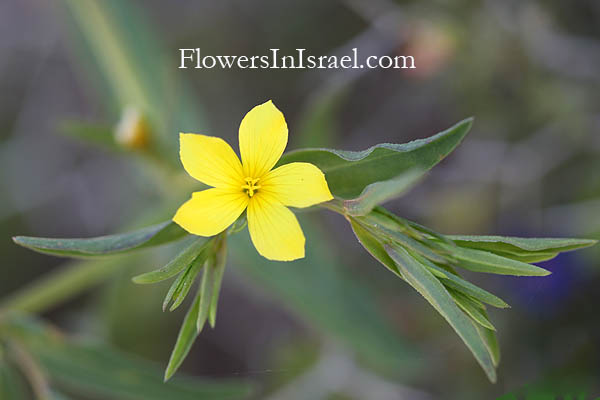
179 48 415 70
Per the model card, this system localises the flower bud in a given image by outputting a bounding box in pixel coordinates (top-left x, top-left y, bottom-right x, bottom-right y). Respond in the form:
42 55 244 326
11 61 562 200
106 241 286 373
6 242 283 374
114 106 150 149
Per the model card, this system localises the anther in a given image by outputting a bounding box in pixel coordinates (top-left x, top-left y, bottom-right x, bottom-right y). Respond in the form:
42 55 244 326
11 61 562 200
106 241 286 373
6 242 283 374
242 177 261 197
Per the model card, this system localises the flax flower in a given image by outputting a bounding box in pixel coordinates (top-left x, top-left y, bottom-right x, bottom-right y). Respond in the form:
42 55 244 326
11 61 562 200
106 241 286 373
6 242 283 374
173 100 333 261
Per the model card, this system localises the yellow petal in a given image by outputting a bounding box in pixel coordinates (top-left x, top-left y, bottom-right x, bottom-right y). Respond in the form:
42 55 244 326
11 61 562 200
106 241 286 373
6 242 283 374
180 133 244 189
173 188 248 236
239 100 288 178
261 162 333 208
247 194 305 261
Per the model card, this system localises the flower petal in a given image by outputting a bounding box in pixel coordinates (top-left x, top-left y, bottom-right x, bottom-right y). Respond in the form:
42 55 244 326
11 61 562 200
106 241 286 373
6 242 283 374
247 194 305 261
239 100 288 178
261 162 333 208
173 188 248 236
180 133 244 189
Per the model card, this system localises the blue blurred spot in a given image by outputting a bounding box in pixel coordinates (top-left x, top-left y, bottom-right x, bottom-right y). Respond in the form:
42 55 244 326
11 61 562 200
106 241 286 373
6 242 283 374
499 252 581 316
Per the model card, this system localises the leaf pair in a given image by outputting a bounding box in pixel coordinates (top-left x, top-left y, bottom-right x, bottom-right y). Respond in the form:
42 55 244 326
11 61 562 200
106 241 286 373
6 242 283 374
148 237 228 381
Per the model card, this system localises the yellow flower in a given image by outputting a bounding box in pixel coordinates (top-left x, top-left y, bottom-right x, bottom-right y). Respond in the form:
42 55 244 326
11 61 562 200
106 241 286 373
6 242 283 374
173 100 333 261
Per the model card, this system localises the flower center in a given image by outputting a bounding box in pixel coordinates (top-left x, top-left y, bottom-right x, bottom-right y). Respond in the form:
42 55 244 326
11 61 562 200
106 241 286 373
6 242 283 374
241 177 261 197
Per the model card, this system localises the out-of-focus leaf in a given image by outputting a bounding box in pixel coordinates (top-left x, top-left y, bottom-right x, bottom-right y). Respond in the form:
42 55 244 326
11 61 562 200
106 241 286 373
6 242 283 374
165 291 201 382
448 289 495 331
343 169 425 216
13 221 187 258
60 120 120 151
279 118 472 199
295 85 349 148
384 244 496 382
230 217 422 377
10 316 251 399
448 235 597 255
60 0 207 159
50 390 73 400
0 361 29 400
133 237 208 284
444 245 551 276
413 254 509 308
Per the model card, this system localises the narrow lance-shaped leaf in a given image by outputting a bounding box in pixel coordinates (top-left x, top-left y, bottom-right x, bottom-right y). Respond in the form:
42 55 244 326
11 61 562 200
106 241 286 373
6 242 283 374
474 312 501 367
384 244 497 382
164 291 201 382
133 237 209 284
448 235 597 255
13 221 187 258
411 252 509 308
448 288 495 331
209 238 227 328
164 254 207 312
491 252 559 263
280 118 473 201
358 218 447 264
349 218 403 278
444 245 551 276
197 260 215 333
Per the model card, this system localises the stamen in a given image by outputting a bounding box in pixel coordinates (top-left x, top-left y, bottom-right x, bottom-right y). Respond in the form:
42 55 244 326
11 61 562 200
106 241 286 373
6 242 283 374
242 177 261 197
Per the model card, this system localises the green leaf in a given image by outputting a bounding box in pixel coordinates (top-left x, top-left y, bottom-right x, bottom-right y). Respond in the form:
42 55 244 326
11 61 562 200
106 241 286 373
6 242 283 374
343 169 425 216
448 289 496 331
165 291 201 382
209 239 227 328
492 251 558 263
474 315 501 367
444 245 551 276
0 362 29 400
8 315 252 399
60 120 120 151
358 217 447 264
448 235 597 255
413 253 509 308
133 237 209 284
164 255 206 312
197 262 215 333
384 244 496 382
279 118 472 199
13 221 187 258
349 218 402 278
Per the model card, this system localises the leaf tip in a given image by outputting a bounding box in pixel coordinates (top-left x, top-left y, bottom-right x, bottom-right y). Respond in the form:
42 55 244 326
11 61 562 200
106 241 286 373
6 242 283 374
12 236 26 246
538 268 552 277
163 368 173 382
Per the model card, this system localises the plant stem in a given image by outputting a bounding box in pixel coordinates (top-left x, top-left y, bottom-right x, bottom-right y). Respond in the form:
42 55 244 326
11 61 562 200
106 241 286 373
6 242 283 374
0 257 133 316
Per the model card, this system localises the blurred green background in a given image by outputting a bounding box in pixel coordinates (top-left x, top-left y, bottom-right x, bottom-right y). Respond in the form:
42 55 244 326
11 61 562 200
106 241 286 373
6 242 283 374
1 0 599 399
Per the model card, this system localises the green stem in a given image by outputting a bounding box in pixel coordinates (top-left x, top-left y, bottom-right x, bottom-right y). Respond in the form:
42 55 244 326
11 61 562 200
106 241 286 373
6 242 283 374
0 257 132 316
